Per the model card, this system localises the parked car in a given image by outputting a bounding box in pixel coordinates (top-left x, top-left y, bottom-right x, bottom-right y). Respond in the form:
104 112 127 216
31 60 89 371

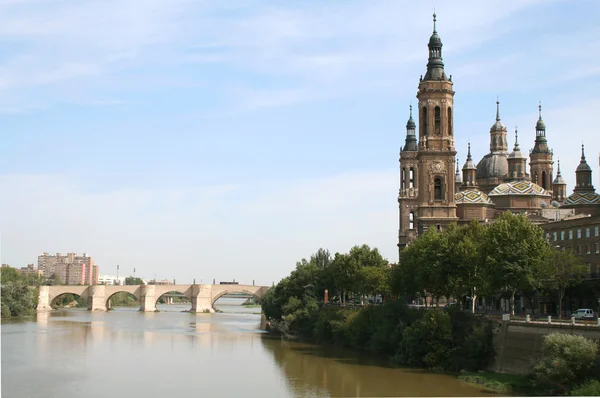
573 308 596 320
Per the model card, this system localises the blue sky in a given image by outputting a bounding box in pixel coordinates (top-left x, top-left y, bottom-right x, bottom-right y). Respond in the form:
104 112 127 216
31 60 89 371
1 0 599 285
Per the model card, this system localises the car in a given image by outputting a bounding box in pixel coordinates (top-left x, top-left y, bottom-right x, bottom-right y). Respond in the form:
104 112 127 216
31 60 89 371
573 308 596 320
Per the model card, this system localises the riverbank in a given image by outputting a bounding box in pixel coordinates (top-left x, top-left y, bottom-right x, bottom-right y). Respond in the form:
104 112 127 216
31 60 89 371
458 371 533 395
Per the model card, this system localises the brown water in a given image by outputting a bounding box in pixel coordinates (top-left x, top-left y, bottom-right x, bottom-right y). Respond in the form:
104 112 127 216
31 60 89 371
1 299 499 397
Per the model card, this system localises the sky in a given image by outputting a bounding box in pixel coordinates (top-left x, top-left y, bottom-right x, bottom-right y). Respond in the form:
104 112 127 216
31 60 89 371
1 0 600 286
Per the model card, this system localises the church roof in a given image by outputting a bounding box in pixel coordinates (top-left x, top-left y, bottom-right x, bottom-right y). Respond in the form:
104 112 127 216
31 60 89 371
564 192 600 205
489 180 551 197
476 152 509 179
455 189 494 205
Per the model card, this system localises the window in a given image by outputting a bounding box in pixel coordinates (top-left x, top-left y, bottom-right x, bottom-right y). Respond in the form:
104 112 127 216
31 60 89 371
595 242 599 254
436 224 442 231
560 231 565 240
434 106 441 135
409 212 414 230
434 177 444 200
553 232 557 241
586 228 590 238
586 244 590 255
595 226 599 236
541 171 547 190
422 107 428 136
576 246 581 255
401 168 406 190
546 232 550 240
447 107 452 135
409 168 415 189
577 229 582 239
569 230 573 240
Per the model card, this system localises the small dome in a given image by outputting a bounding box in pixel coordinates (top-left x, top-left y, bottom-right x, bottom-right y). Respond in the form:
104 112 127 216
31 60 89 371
508 149 526 159
476 153 509 179
489 180 551 197
455 189 494 205
553 174 566 185
576 161 592 172
536 118 546 131
564 192 600 205
490 120 505 132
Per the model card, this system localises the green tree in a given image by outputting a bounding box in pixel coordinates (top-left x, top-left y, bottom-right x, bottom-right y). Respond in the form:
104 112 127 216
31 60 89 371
125 276 144 285
355 266 390 300
441 221 488 313
545 248 588 319
483 211 552 315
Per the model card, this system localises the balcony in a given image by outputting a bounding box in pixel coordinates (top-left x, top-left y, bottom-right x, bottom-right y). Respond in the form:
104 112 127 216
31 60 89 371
399 188 418 199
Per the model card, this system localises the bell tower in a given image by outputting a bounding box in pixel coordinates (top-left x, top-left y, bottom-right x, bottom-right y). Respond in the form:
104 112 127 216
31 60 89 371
398 105 419 256
415 13 457 234
529 103 554 192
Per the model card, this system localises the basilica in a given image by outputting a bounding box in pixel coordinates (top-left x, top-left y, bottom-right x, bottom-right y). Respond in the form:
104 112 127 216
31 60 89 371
397 14 600 257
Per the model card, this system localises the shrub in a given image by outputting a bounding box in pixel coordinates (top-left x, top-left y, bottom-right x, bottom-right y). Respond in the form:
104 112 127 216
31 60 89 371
570 379 600 396
395 309 453 368
531 333 599 395
449 322 496 371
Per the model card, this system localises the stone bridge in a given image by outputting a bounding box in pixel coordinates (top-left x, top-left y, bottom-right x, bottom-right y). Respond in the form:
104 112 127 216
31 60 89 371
37 284 270 313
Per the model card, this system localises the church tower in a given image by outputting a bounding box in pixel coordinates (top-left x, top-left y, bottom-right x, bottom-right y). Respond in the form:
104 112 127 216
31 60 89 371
574 144 594 192
398 105 420 254
552 159 567 202
507 129 529 181
529 104 554 192
415 13 457 234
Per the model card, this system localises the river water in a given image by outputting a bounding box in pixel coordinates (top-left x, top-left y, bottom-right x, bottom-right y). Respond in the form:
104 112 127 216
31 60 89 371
2 299 498 397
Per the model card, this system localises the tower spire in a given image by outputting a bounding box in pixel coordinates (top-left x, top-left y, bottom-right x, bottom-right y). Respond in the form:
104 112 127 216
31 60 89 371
581 143 586 161
467 142 472 160
496 98 500 121
514 128 520 150
403 103 418 152
423 12 448 81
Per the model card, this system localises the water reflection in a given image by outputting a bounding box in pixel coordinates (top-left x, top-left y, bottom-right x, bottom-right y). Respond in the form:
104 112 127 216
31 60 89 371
260 337 499 397
2 309 498 398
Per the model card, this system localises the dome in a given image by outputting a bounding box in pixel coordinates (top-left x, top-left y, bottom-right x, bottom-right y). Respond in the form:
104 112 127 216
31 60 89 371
455 189 494 205
576 161 592 172
489 180 551 197
564 192 600 205
508 149 526 159
536 118 546 131
490 120 505 132
476 153 509 179
553 174 566 185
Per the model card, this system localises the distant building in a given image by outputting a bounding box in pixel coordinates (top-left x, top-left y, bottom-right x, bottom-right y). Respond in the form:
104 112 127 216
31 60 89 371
37 252 98 285
98 275 126 285
541 214 600 278
148 279 174 286
17 264 44 278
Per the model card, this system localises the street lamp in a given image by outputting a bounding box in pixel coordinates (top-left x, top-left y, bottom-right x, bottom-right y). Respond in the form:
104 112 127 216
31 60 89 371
116 264 120 285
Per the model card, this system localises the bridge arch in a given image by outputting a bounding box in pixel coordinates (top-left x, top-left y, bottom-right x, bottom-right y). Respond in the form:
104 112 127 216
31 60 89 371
211 289 262 307
153 286 193 311
104 288 142 310
48 286 89 309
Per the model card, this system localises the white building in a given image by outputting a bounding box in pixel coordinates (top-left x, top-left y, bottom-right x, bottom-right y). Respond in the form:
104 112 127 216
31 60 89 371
98 275 126 285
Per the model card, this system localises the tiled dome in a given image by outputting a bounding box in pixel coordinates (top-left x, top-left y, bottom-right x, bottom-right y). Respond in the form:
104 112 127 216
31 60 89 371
489 180 550 197
455 189 494 205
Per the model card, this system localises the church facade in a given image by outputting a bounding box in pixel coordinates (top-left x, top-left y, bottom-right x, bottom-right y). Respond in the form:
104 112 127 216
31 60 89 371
398 15 600 259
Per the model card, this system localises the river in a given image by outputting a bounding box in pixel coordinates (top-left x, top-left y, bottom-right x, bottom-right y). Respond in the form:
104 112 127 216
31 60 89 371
2 299 499 397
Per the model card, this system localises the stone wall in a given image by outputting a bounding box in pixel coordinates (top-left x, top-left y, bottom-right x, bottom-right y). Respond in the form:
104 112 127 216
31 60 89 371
491 320 600 375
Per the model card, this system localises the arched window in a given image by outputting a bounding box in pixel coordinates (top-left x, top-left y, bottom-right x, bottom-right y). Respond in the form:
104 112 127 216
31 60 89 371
434 177 444 200
541 171 547 189
534 173 538 184
401 168 406 190
434 106 441 135
409 167 415 189
409 212 414 230
447 107 452 135
422 107 428 136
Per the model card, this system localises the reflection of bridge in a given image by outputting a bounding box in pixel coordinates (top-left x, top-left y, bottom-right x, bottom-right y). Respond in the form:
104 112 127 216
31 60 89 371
37 284 270 313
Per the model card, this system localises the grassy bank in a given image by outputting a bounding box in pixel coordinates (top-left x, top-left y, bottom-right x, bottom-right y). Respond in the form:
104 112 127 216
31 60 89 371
458 371 533 395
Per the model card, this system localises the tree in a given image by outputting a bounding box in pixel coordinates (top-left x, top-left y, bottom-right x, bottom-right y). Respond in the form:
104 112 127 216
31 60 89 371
441 220 488 313
125 277 144 285
355 266 390 301
483 212 552 315
544 248 588 319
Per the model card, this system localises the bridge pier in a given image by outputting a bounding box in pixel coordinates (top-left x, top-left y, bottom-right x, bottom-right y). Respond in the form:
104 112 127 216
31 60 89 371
88 285 107 311
140 285 157 312
191 285 214 313
36 286 53 311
